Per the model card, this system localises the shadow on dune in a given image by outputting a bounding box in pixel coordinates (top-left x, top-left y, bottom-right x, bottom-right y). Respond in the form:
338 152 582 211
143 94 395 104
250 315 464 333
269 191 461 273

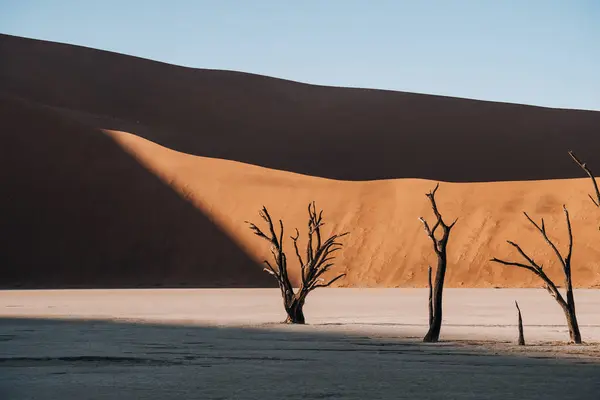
0 317 599 399
2 33 600 182
0 94 274 289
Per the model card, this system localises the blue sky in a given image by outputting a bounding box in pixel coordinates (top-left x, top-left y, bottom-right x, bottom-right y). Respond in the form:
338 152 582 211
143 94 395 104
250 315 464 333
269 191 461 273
1 0 599 110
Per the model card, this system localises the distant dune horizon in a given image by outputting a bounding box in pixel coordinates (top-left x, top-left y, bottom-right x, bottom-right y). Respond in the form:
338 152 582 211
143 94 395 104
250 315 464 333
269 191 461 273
3 32 599 113
2 33 600 182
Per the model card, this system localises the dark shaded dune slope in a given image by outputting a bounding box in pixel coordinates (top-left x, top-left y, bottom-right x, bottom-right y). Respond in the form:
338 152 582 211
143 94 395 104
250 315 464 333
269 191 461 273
0 95 272 288
1 34 599 182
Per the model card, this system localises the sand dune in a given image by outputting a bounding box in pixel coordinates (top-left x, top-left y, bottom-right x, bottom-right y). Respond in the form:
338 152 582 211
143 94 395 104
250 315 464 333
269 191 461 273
108 129 600 288
2 33 600 182
5 93 599 289
2 34 600 289
0 95 272 288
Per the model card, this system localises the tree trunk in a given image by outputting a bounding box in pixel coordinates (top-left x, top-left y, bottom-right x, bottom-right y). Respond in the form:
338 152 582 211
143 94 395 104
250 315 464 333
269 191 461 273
564 304 582 344
424 255 446 342
515 301 525 346
284 297 306 324
419 184 456 344
565 278 582 344
427 266 433 328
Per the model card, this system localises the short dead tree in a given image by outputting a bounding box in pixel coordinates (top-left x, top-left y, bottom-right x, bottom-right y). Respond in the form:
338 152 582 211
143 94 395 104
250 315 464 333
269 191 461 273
491 206 582 344
419 184 458 343
246 202 348 324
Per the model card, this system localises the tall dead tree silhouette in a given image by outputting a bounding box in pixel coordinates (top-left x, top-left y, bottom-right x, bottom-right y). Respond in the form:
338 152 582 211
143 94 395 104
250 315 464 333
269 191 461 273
491 206 582 344
569 151 600 207
247 202 348 324
419 184 457 343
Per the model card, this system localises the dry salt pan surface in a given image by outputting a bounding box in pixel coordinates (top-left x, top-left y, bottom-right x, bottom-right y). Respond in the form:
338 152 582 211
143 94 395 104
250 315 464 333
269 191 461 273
1 289 600 399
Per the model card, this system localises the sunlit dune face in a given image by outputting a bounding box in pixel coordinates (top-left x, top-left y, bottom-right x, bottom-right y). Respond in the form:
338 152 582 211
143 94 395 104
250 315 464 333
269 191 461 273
105 129 600 289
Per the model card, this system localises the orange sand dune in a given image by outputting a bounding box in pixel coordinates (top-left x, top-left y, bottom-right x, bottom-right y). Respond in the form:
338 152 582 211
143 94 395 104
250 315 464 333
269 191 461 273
108 130 600 288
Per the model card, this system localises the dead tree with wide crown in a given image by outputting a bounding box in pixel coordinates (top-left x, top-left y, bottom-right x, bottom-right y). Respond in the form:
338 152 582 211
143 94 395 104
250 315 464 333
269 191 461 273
247 202 349 324
491 206 582 344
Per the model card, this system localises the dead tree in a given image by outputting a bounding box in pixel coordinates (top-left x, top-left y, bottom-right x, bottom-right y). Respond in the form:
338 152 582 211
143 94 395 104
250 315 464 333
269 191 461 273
247 202 348 324
491 206 582 344
515 301 525 346
419 184 457 342
569 151 600 207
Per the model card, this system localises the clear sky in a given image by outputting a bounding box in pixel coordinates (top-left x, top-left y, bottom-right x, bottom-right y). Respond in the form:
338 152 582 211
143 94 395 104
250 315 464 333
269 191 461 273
1 0 599 110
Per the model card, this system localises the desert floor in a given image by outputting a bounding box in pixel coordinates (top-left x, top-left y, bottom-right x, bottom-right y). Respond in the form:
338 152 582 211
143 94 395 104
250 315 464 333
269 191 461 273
2 289 600 399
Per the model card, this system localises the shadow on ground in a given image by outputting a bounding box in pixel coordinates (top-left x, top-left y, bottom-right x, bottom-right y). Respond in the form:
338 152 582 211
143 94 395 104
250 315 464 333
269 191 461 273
1 317 599 399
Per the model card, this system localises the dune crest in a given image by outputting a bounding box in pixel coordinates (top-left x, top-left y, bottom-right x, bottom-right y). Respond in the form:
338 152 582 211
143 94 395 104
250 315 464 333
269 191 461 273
2 33 600 182
107 129 600 288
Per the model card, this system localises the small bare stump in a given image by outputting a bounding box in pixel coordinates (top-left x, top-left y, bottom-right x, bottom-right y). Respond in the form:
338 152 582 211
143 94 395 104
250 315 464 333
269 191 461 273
515 301 525 346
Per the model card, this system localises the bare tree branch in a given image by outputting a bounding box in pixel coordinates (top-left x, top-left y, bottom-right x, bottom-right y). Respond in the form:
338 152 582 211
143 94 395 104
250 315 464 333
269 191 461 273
505 240 541 270
569 150 600 207
419 217 440 255
312 273 346 289
563 205 573 268
490 257 537 273
291 229 307 284
523 212 567 271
